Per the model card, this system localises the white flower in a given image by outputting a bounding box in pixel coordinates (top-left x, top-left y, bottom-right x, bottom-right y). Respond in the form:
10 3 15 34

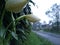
5 0 28 13
25 14 40 22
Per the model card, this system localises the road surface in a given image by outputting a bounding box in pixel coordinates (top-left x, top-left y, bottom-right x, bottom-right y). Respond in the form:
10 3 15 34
33 31 60 45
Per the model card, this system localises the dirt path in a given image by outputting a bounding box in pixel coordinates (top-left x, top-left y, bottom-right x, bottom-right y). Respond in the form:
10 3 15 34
33 31 60 45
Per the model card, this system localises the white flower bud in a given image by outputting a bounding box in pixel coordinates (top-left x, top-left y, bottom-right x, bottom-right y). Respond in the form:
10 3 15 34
5 0 28 13
25 14 40 22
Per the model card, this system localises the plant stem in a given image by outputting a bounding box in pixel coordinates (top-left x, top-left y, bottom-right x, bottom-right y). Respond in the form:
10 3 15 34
6 15 26 29
0 9 5 27
11 12 16 32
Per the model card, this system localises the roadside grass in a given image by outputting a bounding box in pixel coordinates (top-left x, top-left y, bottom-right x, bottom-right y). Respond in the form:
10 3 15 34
44 29 60 34
49 31 60 34
26 32 53 45
50 31 60 34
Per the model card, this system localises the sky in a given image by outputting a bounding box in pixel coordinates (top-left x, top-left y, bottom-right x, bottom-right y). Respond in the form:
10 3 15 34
30 0 60 24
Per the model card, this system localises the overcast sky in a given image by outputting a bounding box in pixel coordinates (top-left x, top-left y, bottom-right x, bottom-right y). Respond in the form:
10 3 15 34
30 0 60 24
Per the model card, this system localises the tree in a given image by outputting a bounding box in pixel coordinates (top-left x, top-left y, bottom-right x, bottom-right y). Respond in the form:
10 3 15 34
49 20 52 25
46 3 60 32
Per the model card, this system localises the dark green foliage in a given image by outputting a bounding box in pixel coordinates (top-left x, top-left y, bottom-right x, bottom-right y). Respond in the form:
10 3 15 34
0 0 35 45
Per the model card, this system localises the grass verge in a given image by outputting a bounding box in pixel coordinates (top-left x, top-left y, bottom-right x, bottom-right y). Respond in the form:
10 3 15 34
26 32 53 45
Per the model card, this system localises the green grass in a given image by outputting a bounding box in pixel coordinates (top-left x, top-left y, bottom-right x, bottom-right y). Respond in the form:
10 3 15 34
44 29 60 34
50 31 60 34
25 32 53 45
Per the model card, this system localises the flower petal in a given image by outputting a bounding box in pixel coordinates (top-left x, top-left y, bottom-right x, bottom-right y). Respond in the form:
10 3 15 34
5 0 28 13
25 14 40 22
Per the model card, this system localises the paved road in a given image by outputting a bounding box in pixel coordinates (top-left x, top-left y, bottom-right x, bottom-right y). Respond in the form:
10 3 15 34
33 31 60 45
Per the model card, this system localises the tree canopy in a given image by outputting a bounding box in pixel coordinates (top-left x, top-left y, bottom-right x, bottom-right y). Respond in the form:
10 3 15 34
46 3 60 32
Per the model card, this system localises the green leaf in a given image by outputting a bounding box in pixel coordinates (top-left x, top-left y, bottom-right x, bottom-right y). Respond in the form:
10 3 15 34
0 37 3 45
30 0 35 6
0 27 6 38
11 31 18 40
4 39 10 45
